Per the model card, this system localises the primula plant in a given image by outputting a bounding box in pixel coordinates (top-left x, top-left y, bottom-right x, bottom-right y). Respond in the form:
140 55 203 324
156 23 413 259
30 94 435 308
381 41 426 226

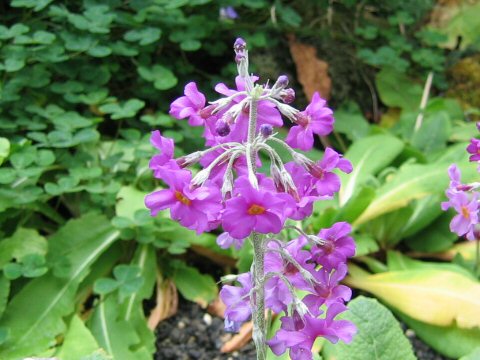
145 38 356 359
443 123 480 273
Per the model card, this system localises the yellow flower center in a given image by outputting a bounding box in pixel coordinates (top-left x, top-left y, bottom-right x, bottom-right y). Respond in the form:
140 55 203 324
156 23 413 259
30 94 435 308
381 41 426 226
175 191 191 206
461 206 470 219
247 204 266 215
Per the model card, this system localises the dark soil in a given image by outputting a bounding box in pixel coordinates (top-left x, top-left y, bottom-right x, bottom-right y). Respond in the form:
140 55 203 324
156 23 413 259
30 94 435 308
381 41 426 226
155 300 448 360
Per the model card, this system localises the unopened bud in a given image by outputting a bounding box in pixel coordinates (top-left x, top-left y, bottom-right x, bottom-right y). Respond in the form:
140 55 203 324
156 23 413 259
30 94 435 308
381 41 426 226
176 151 202 168
260 124 273 138
234 38 246 52
276 75 289 89
215 119 231 137
280 88 295 104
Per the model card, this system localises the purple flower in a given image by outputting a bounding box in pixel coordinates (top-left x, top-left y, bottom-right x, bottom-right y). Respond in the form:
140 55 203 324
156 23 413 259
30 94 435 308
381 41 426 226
216 232 246 250
285 92 334 151
467 138 480 162
222 176 290 239
169 82 211 126
208 76 283 144
307 148 352 196
220 272 252 331
263 237 314 312
144 169 222 234
303 264 352 316
311 222 355 271
442 191 479 237
148 130 179 178
267 303 356 360
219 6 238 20
284 162 329 220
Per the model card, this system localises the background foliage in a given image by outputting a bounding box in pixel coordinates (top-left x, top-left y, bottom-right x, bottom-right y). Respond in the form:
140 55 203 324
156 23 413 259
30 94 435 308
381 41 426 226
1 0 480 359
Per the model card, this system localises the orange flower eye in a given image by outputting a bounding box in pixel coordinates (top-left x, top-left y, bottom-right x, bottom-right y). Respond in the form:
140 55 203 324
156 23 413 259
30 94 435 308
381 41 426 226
175 191 191 206
247 204 266 215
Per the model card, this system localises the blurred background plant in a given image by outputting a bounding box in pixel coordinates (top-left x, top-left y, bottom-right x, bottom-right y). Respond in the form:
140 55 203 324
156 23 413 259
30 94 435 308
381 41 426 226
0 0 479 359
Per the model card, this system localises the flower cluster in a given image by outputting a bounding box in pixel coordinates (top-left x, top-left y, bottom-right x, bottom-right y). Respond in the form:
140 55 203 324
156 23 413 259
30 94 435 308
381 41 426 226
442 123 480 240
145 38 356 359
220 222 356 359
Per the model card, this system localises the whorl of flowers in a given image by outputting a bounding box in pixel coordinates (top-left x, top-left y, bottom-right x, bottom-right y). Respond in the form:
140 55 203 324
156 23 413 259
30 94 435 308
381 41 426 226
145 38 356 360
442 123 480 241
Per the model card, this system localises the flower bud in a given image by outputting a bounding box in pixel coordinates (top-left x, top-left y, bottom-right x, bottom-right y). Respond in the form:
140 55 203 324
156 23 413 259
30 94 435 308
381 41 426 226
260 124 273 138
234 38 246 52
215 119 231 137
275 75 289 89
280 88 295 104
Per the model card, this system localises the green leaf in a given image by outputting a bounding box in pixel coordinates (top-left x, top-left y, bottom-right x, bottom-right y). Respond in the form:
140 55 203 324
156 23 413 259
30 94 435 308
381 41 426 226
404 211 458 252
137 65 178 90
94 278 119 295
113 265 144 302
397 312 480 359
0 228 47 268
124 28 161 46
0 138 10 166
55 315 101 360
354 234 380 257
354 160 477 225
99 99 145 120
10 0 53 11
376 68 423 111
339 134 404 206
0 214 119 358
334 104 370 141
116 186 146 221
180 39 201 51
88 295 151 360
345 264 480 328
460 347 480 360
0 276 9 318
172 262 217 307
119 245 156 354
411 111 451 154
322 296 415 360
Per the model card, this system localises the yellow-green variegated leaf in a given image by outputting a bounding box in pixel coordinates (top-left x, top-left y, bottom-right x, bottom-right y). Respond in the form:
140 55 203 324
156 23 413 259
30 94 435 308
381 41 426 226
345 265 480 329
354 159 477 225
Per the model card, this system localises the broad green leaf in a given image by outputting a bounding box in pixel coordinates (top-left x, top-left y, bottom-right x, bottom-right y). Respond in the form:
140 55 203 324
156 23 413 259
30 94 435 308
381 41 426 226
0 214 119 358
119 245 156 354
411 111 451 154
137 65 178 90
0 138 10 165
363 206 413 247
88 296 151 360
386 251 475 280
11 0 53 11
397 312 480 359
56 315 101 360
433 2 480 49
124 28 161 45
113 264 144 302
401 194 443 238
0 228 47 268
404 211 457 252
99 99 145 120
354 160 477 225
0 276 9 318
322 296 415 360
375 68 423 111
333 103 370 141
339 134 404 206
354 235 379 257
172 262 217 307
116 186 146 221
345 265 480 328
461 347 480 360
335 186 375 224
94 278 119 295
442 241 478 262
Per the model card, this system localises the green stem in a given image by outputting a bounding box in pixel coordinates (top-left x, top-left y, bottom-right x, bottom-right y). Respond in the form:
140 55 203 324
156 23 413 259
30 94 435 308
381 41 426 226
251 232 267 360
